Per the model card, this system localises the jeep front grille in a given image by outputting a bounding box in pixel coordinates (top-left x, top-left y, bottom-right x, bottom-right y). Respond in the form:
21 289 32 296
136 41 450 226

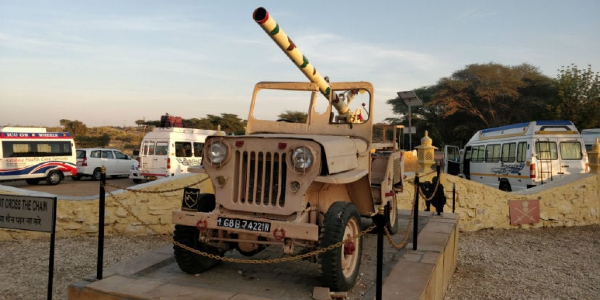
234 150 287 207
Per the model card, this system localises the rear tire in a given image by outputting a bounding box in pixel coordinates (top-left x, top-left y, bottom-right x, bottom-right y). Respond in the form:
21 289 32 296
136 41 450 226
173 225 223 274
319 202 363 291
92 168 102 181
499 181 512 192
386 195 399 234
46 171 62 185
132 179 143 184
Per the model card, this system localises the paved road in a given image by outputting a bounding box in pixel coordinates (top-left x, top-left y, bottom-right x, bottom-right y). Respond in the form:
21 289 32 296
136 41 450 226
1 177 139 196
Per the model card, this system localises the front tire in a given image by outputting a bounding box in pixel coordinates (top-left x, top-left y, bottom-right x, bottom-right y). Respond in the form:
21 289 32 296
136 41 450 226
132 178 143 184
173 225 223 274
319 202 363 291
46 171 62 185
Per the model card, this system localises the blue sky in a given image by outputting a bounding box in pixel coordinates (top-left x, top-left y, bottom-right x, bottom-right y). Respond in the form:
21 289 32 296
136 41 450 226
1 0 599 127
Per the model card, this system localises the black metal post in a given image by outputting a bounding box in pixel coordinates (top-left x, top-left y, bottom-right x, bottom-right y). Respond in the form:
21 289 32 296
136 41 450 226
436 164 441 215
413 174 419 250
452 183 456 213
97 166 106 280
47 197 57 300
374 206 386 300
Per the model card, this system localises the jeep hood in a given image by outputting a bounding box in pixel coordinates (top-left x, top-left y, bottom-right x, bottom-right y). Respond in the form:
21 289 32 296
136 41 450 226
241 134 369 174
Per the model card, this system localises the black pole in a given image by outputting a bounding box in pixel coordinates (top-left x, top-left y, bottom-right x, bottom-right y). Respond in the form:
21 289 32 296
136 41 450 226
374 206 386 300
97 166 106 280
452 183 456 213
413 173 419 250
47 197 57 300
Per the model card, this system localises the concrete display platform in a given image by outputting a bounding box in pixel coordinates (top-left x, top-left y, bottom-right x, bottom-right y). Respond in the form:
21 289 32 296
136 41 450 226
68 211 458 300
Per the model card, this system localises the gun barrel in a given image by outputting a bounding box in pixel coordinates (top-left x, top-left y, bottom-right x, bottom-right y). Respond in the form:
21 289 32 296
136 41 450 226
253 7 332 99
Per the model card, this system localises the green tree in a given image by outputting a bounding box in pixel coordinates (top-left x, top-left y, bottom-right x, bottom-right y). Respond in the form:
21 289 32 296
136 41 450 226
553 64 600 129
386 63 555 146
277 111 308 123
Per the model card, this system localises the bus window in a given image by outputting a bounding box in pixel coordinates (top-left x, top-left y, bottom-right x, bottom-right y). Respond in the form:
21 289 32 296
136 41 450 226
175 142 192 157
560 142 582 160
485 144 501 162
193 143 204 157
471 145 485 162
155 142 169 156
535 141 558 160
517 142 527 162
143 141 155 155
501 143 516 162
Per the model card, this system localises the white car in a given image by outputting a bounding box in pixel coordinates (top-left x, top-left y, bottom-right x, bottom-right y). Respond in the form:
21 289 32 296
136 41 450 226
73 148 137 181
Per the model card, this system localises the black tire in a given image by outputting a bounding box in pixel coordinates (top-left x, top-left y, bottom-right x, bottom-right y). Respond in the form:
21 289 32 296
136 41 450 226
386 195 399 234
46 171 62 185
319 202 363 291
499 181 512 192
173 225 223 274
92 168 103 181
132 179 143 184
71 175 82 181
25 178 41 185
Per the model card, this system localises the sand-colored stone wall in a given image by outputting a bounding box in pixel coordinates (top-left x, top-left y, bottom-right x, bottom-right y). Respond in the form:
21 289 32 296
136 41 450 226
0 173 213 241
397 172 600 231
2 156 598 240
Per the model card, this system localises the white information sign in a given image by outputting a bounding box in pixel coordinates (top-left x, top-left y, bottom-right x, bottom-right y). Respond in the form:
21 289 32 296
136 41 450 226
0 194 56 233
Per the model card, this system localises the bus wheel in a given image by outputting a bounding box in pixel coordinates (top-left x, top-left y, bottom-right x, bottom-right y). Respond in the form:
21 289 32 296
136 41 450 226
26 178 41 185
499 181 512 192
46 171 62 185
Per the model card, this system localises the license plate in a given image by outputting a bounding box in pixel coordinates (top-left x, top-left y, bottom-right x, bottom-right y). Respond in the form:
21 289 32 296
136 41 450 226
217 217 271 233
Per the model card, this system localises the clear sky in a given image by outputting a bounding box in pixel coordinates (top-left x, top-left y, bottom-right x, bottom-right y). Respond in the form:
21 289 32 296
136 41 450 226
1 0 599 127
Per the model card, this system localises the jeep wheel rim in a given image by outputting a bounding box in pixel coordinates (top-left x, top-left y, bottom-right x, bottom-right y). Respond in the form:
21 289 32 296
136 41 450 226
341 217 360 277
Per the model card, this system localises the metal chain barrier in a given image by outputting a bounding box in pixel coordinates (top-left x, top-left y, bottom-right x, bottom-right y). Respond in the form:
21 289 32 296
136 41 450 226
102 176 210 194
102 184 376 264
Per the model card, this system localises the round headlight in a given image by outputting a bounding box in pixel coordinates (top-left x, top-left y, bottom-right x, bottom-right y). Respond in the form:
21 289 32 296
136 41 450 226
292 146 313 170
208 141 228 165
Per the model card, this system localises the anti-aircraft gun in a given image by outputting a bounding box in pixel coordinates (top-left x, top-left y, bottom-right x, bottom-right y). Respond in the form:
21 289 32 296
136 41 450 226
172 7 406 292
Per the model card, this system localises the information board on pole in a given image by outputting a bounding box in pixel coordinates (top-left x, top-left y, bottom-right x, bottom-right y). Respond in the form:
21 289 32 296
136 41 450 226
0 194 57 300
0 194 56 232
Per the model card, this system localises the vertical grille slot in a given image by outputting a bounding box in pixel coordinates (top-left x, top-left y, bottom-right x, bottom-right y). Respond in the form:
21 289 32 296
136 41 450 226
234 150 286 207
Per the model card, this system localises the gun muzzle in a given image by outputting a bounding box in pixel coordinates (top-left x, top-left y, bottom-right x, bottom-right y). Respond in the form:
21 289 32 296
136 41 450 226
253 7 332 99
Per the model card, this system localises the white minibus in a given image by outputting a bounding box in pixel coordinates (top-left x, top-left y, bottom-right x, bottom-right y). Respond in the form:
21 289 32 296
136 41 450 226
443 120 588 192
0 127 77 185
131 127 218 182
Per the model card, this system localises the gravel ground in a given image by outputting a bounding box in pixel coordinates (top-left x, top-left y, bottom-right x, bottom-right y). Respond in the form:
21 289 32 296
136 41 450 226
444 225 600 300
1 225 598 300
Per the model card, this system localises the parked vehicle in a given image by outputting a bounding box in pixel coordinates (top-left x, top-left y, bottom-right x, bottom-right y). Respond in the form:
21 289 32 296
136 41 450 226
171 8 406 292
0 127 77 185
132 125 218 182
443 120 589 191
582 128 600 151
73 148 136 181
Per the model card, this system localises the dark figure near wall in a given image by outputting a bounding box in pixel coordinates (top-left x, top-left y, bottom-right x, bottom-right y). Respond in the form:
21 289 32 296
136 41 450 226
420 176 447 215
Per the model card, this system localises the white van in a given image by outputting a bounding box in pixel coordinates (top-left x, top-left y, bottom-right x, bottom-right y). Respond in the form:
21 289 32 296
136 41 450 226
443 120 589 192
581 128 600 151
131 127 218 182
0 127 77 185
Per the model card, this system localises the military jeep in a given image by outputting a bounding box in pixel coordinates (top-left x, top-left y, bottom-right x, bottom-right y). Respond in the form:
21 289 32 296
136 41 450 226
172 80 405 291
171 7 405 291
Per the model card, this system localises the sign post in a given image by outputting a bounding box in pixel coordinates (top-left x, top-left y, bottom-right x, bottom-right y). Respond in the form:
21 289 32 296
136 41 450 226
0 194 57 300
